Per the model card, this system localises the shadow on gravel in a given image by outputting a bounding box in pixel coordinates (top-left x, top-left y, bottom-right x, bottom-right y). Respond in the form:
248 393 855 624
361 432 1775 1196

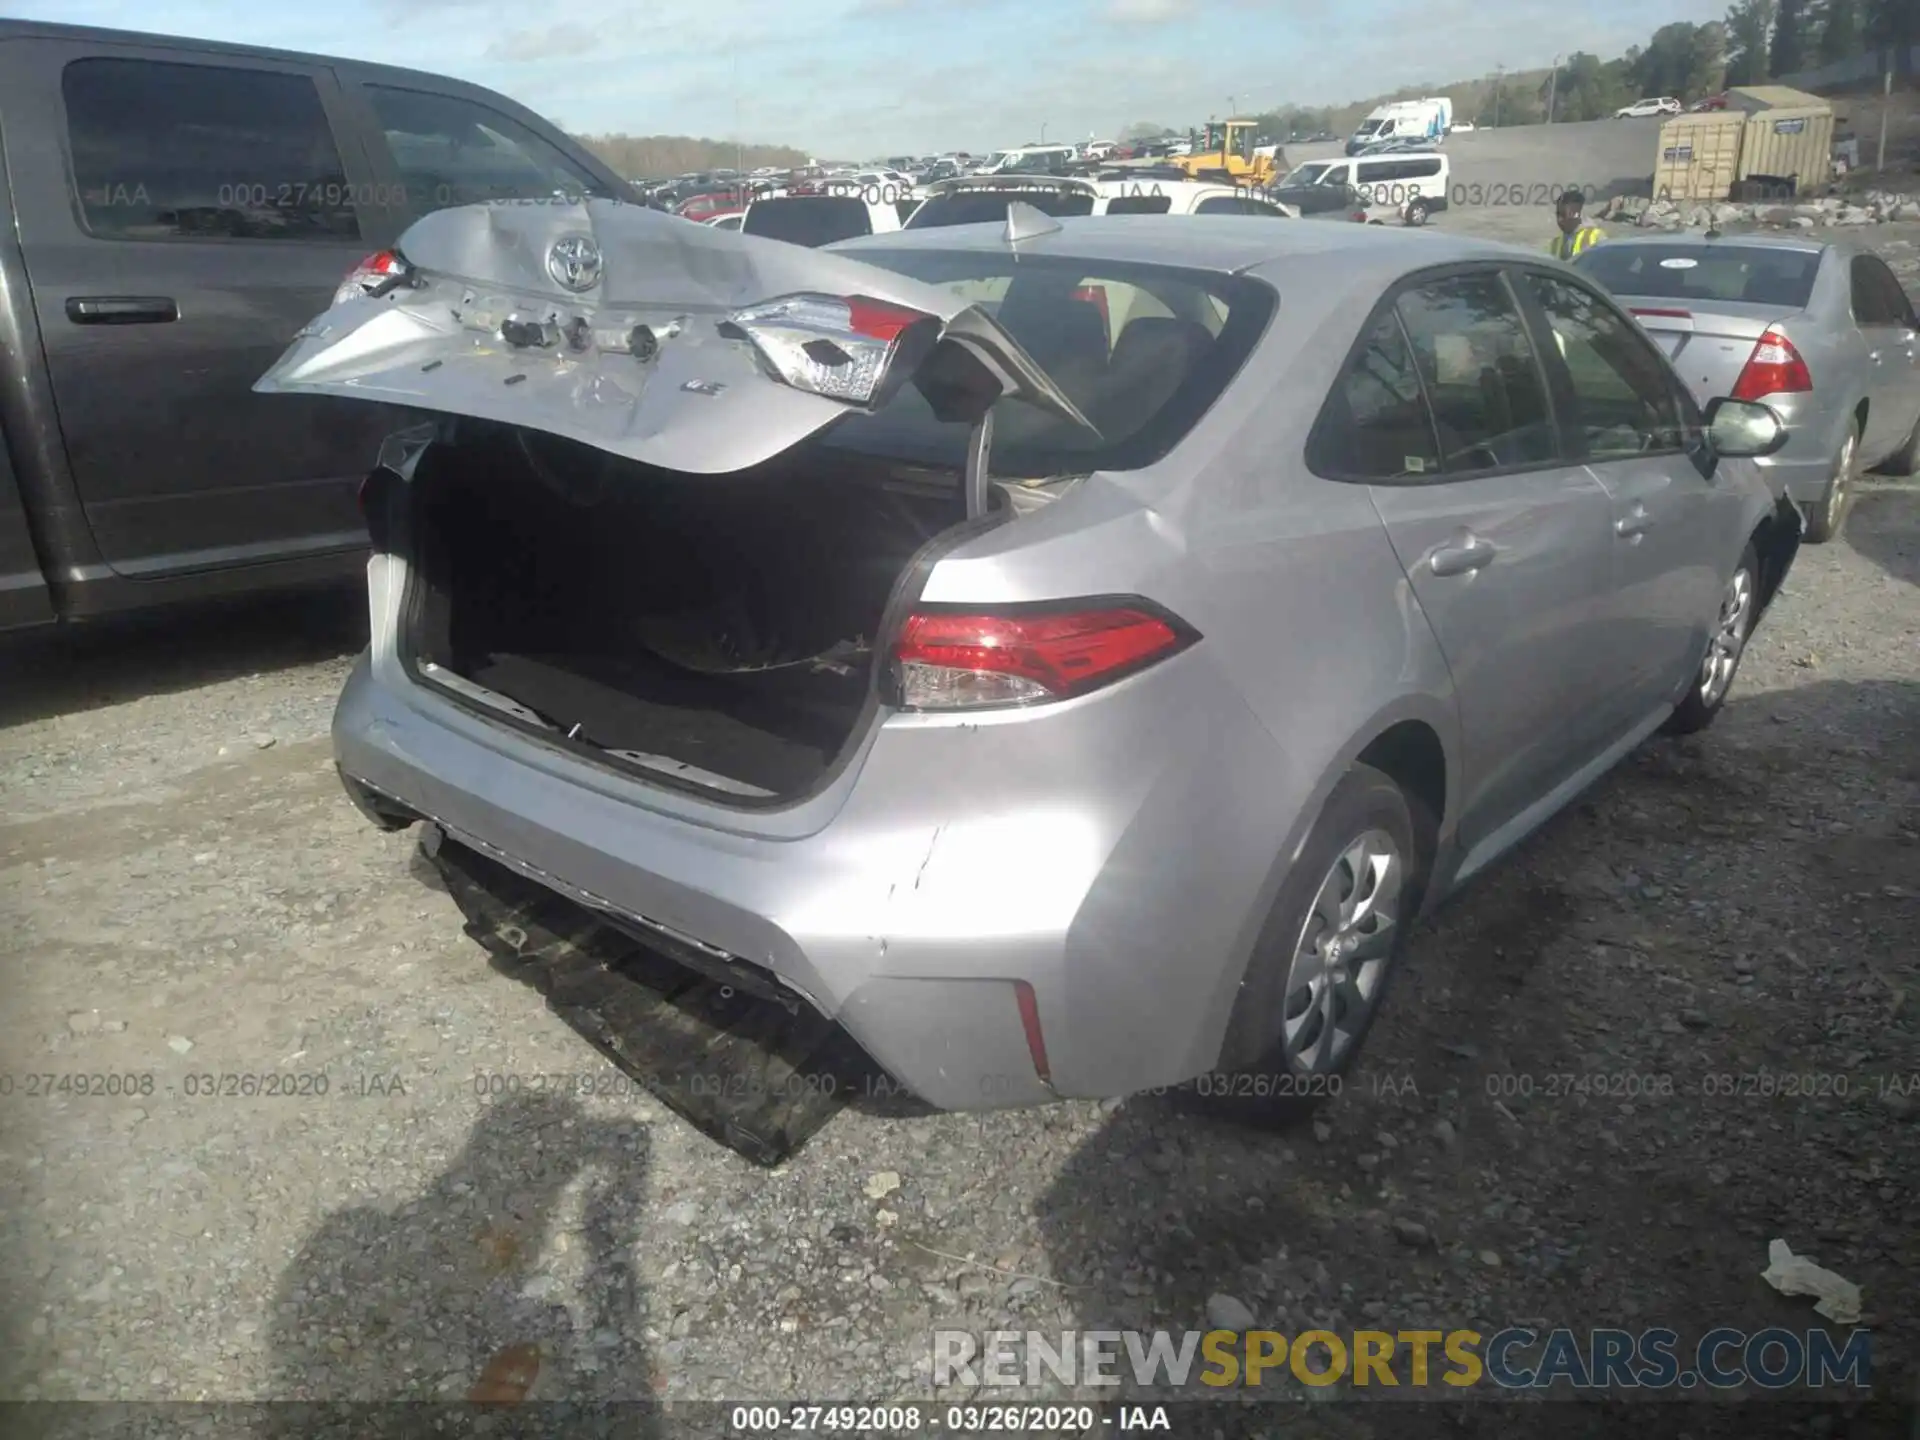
1037 676 1918 1436
260 1090 657 1430
1846 484 1919 587
0 585 365 731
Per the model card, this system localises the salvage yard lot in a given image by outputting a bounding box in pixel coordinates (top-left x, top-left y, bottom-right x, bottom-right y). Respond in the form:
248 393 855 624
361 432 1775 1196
2 254 1918 1419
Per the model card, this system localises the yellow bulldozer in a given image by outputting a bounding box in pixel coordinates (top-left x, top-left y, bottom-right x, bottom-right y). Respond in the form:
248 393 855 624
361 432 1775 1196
1171 119 1284 188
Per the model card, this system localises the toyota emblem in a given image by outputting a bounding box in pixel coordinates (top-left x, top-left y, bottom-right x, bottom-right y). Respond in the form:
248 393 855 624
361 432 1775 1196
545 233 602 291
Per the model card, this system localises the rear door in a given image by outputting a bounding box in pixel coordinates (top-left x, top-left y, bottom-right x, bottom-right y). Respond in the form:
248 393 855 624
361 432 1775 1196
2 37 392 576
1517 266 1723 727
1850 253 1919 460
1335 269 1623 853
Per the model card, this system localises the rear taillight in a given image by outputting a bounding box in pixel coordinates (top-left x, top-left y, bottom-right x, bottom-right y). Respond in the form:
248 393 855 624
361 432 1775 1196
892 602 1196 710
334 249 413 307
725 293 937 406
1731 328 1812 401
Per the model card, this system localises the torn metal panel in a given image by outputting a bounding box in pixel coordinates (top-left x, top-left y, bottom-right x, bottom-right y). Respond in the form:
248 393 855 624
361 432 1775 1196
253 197 1092 476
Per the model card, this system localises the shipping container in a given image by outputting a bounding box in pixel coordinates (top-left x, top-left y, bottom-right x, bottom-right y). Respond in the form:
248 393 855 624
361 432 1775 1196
1653 112 1745 201
1728 85 1834 194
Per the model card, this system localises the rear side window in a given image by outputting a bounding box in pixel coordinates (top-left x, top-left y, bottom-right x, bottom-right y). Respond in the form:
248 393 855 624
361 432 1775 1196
62 58 360 241
363 85 607 216
1523 272 1685 459
1851 255 1912 326
1106 194 1174 215
815 252 1275 475
1395 272 1558 472
1307 311 1441 480
1575 243 1819 308
907 191 1096 228
743 197 873 245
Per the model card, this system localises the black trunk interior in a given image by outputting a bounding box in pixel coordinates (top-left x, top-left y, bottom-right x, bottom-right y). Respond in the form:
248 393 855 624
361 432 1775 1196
403 424 965 798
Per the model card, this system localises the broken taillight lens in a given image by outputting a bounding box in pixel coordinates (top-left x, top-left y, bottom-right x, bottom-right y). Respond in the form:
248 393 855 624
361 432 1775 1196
892 602 1197 710
725 293 938 406
334 249 414 307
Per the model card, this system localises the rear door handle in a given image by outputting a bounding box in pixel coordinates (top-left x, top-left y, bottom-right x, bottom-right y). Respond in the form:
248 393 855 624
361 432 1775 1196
66 296 178 324
1616 504 1654 538
1428 536 1495 576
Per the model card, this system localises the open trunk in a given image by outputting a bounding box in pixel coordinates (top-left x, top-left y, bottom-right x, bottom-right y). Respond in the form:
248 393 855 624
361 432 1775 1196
401 422 967 800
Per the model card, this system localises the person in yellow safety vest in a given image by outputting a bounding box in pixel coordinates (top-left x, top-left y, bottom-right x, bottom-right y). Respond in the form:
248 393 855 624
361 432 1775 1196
1548 189 1605 260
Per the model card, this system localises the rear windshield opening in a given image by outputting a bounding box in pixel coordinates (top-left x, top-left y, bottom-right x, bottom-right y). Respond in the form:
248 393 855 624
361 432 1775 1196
1575 244 1819 309
742 197 873 246
907 191 1096 229
816 251 1275 477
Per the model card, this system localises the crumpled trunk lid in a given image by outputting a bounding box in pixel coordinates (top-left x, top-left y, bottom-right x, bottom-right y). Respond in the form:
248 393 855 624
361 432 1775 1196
253 197 1089 475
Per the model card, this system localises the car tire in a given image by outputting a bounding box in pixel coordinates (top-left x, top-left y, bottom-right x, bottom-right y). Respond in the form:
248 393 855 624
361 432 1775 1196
1663 541 1760 735
1406 199 1431 226
1186 763 1429 1129
1803 422 1859 544
1871 407 1920 477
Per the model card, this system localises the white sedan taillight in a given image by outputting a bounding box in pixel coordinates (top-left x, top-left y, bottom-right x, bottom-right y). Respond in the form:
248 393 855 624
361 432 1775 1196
724 293 938 407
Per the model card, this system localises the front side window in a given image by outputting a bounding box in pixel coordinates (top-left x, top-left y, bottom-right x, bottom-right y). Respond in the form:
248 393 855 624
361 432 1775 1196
1523 272 1685 459
363 85 608 217
63 58 359 241
1394 271 1557 472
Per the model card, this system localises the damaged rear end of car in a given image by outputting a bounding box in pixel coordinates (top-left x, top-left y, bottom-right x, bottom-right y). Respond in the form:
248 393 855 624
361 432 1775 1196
261 198 1288 1155
264 198 1092 805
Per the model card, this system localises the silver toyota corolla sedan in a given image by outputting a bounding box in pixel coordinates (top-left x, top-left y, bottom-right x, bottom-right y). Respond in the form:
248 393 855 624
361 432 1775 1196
1573 231 1920 544
257 201 1803 1122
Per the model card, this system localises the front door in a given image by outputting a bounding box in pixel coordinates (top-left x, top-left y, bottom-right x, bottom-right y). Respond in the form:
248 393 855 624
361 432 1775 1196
1516 267 1723 728
3 38 393 577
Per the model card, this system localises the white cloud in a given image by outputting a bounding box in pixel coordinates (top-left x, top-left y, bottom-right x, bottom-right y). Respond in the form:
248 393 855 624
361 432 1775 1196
1106 0 1184 21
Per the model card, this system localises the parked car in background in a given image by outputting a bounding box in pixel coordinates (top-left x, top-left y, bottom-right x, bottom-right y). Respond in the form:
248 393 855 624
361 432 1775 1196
705 211 744 230
902 175 1293 230
1616 97 1683 118
741 184 915 245
1273 152 1449 223
1688 93 1729 112
267 203 1800 1118
1575 233 1920 543
0 16 630 632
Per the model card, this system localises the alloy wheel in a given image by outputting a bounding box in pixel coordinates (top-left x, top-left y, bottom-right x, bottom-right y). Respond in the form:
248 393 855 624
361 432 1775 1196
1825 431 1856 536
1699 565 1754 707
1280 829 1403 1071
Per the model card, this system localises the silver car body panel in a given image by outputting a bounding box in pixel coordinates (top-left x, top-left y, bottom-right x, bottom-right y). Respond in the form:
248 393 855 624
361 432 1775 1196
318 217 1790 1110
254 198 1090 475
1582 232 1920 504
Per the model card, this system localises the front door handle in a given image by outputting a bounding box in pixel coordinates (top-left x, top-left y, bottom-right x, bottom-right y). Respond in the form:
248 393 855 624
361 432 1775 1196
1428 536 1495 576
1616 504 1654 538
66 296 178 324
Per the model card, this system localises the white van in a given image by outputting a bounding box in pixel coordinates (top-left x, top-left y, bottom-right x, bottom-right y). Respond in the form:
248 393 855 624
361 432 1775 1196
1284 150 1450 223
977 144 1077 176
1347 99 1447 154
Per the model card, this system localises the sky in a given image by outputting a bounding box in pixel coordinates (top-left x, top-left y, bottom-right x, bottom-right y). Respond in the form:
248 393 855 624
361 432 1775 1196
2 0 1729 157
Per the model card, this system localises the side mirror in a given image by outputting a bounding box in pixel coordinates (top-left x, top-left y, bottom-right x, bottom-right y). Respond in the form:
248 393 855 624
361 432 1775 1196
1703 397 1788 458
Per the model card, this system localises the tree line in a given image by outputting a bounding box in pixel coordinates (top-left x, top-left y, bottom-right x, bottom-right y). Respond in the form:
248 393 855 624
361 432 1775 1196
1233 0 1913 138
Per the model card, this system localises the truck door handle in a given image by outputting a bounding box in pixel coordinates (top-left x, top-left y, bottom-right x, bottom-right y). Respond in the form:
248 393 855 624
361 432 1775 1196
1428 536 1495 576
1616 504 1654 538
66 296 178 324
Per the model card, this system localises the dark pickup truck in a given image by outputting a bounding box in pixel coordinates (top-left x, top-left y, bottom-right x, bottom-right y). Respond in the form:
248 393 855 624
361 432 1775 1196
0 18 633 632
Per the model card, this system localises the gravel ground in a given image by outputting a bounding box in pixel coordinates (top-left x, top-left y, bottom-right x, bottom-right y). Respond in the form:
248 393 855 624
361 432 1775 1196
1 259 1917 1429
